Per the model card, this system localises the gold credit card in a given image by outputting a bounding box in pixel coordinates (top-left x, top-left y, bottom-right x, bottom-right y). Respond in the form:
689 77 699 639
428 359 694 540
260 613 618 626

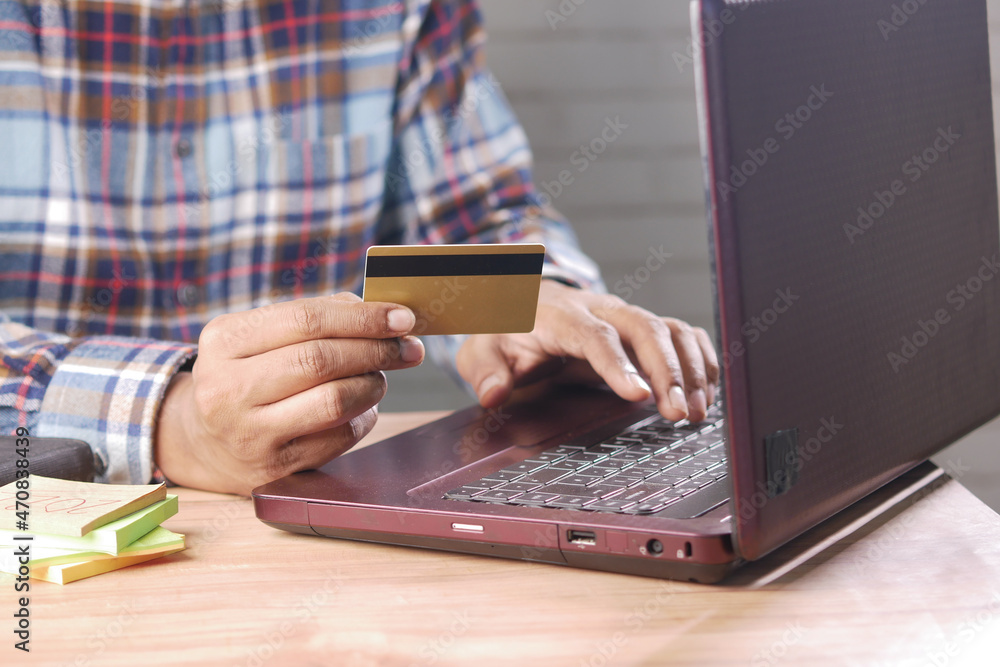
363 244 546 335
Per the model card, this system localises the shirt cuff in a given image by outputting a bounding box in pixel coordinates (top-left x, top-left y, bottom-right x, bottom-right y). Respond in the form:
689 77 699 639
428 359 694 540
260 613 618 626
34 337 197 485
423 334 474 398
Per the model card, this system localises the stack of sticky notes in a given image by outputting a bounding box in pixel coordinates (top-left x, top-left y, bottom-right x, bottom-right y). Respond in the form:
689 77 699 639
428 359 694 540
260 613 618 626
0 476 184 584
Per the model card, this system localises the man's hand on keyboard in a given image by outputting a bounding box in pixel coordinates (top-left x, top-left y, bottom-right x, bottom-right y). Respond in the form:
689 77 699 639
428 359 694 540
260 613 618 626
456 280 720 423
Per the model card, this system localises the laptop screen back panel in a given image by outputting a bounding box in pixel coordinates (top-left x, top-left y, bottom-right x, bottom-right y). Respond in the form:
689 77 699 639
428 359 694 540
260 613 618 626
696 0 1000 560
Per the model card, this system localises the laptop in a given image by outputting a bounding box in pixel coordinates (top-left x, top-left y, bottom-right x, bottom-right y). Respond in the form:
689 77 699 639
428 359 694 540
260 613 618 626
252 0 1000 583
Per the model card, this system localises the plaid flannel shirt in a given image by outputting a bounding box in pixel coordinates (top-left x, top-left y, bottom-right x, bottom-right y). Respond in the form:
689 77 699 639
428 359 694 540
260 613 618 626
0 0 602 484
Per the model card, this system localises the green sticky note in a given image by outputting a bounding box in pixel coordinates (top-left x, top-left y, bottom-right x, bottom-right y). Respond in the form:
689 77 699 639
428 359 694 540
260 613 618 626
0 495 178 555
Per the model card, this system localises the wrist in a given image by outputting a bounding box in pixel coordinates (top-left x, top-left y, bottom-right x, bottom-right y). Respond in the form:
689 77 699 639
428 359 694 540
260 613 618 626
154 371 195 487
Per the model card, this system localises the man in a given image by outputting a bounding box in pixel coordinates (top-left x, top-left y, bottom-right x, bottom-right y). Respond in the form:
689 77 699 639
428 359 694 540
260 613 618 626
0 0 718 495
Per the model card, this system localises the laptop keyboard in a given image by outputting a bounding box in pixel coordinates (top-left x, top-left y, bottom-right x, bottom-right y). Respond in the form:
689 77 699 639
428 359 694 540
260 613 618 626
444 404 728 515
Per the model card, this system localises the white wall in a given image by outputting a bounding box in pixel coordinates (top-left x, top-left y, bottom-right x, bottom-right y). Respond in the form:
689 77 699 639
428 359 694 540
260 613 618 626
480 0 713 329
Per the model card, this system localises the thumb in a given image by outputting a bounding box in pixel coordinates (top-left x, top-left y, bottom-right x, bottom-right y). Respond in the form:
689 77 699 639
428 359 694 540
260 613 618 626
457 335 514 408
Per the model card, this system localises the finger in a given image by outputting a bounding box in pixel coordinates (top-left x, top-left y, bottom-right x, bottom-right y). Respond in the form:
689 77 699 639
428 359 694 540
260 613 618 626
457 335 514 408
202 294 416 358
246 336 423 405
549 305 654 404
694 327 720 404
595 304 689 421
666 321 709 422
266 407 379 479
262 372 387 439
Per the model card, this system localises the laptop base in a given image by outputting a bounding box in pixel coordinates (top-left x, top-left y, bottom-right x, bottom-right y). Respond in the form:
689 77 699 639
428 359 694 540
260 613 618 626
259 521 741 584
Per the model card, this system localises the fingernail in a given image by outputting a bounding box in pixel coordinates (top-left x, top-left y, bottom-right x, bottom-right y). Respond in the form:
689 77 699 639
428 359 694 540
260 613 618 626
690 389 707 419
399 337 424 364
388 308 415 333
707 384 717 405
669 386 689 417
628 372 652 395
478 373 504 401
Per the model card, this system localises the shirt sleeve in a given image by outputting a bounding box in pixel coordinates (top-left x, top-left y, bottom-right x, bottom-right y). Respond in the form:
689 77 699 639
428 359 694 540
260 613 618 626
377 0 606 382
1 314 196 484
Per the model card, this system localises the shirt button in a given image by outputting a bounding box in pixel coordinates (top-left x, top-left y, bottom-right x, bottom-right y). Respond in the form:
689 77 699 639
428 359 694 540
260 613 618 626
175 138 193 158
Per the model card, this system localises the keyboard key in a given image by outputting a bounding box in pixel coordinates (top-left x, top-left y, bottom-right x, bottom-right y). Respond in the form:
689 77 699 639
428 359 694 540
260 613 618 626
684 457 713 472
626 463 663 477
671 480 704 496
615 484 673 504
539 482 603 496
500 481 543 493
565 451 609 463
558 474 603 487
549 445 586 455
626 495 683 514
524 452 568 464
501 461 548 475
598 475 634 489
646 470 688 486
606 440 642 451
462 478 505 490
550 459 596 471
668 444 701 459
685 453 710 465
689 435 720 450
689 472 717 488
658 463 701 479
482 470 525 482
544 495 591 508
611 467 647 478
599 458 635 470
584 465 621 478
584 498 637 512
520 468 573 485
587 443 626 454
588 485 627 498
673 423 702 433
680 457 713 470
511 492 560 505
609 450 651 462
443 486 487 500
475 488 524 502
648 451 685 464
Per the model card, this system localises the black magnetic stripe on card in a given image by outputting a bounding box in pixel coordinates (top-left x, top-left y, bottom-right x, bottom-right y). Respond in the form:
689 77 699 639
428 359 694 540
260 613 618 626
365 253 544 278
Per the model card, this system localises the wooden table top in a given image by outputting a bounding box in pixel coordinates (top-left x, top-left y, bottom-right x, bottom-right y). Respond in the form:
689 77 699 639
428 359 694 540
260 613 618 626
7 410 1000 667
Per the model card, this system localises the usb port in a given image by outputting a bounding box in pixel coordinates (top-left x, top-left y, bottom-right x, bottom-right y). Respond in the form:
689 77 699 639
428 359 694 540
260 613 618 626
567 529 597 546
